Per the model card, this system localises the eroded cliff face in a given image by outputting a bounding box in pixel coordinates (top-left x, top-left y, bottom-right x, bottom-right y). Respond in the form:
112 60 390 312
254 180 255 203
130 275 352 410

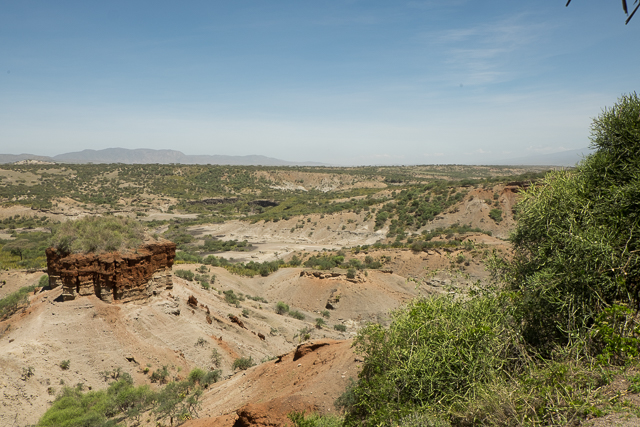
45 241 176 303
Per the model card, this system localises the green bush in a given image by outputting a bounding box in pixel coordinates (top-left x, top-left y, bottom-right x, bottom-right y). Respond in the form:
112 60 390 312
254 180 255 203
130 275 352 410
334 324 347 332
223 290 240 305
37 376 157 427
187 368 205 384
315 318 326 329
200 369 221 388
276 301 289 315
0 284 36 319
289 310 305 320
38 274 49 287
60 360 70 370
174 251 203 264
344 293 517 426
50 216 146 254
232 357 255 371
288 411 344 427
150 366 170 384
495 93 640 351
175 269 194 281
488 208 502 223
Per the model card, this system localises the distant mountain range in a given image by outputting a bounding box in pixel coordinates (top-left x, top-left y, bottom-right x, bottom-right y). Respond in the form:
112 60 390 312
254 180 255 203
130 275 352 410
492 147 593 167
0 148 326 166
0 147 594 167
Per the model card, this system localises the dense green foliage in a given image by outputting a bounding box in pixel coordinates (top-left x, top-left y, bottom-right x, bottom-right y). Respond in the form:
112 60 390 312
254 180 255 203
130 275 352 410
342 94 640 426
0 284 36 319
373 184 467 237
50 216 146 255
344 293 518 426
288 411 344 427
496 92 640 350
0 216 51 269
37 367 218 427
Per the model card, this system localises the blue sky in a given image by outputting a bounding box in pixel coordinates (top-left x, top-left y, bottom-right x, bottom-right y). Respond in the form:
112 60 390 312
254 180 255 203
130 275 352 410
1 1 638 165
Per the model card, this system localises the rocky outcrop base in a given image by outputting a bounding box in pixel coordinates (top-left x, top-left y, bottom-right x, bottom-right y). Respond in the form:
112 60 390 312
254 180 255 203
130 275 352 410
45 241 176 303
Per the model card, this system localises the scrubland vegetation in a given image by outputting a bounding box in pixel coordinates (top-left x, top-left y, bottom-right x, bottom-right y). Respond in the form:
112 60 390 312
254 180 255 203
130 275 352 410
4 92 639 426
293 93 640 426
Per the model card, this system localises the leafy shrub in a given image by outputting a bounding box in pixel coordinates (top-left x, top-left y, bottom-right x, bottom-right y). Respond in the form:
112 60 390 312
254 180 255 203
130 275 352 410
175 269 194 281
59 360 70 370
289 310 305 320
188 368 205 384
150 365 170 384
495 93 640 351
0 284 36 319
247 295 268 303
232 357 255 371
334 324 347 332
628 373 640 393
590 304 640 365
289 255 302 266
488 208 502 223
276 301 289 315
346 269 356 279
315 318 326 328
344 293 517 426
288 411 344 427
38 274 49 287
50 216 146 254
200 369 221 388
223 290 240 305
37 377 157 427
174 251 203 264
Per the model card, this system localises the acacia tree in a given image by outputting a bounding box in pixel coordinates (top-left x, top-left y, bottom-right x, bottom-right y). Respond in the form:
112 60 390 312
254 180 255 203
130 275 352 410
500 92 640 348
2 239 35 260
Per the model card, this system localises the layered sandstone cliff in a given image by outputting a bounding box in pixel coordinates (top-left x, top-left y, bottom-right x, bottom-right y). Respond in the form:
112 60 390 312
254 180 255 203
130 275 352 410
45 241 176 303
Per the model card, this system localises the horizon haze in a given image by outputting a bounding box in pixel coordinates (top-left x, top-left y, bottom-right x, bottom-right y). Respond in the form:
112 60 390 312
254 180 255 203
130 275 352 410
1 1 637 165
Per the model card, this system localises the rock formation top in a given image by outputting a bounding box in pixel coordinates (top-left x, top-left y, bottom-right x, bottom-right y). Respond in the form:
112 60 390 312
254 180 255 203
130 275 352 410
45 241 176 303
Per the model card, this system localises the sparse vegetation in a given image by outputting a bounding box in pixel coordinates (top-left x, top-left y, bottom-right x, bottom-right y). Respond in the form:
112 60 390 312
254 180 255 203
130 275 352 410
211 349 222 367
50 216 146 255
488 208 503 223
150 365 170 384
232 356 255 371
276 301 290 315
3 113 623 427
288 310 305 321
175 269 195 281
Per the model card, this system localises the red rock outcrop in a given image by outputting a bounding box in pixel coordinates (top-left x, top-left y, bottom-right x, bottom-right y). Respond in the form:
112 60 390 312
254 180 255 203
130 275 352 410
45 241 176 303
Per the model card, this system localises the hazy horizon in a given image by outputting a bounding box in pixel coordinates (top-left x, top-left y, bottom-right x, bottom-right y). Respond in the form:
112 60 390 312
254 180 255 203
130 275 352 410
1 1 637 165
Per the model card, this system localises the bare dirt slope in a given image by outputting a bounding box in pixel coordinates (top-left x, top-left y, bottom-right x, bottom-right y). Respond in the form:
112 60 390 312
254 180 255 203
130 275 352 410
0 258 441 426
183 339 360 427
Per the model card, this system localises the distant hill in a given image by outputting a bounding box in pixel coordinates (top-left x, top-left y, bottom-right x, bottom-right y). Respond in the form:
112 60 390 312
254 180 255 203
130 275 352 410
0 148 326 166
0 154 54 164
493 147 593 167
